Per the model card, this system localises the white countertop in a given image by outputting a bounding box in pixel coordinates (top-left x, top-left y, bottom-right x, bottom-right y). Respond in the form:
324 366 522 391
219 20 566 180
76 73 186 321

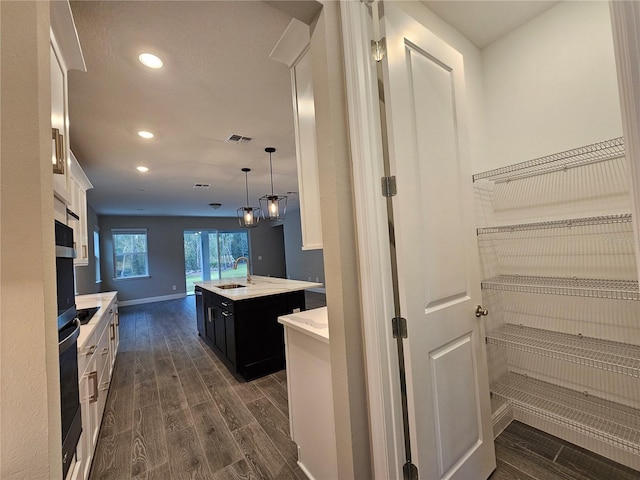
196 276 322 301
76 291 117 347
278 307 329 344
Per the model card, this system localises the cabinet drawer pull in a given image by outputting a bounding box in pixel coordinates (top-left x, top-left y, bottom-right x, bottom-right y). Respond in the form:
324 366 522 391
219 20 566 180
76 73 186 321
110 323 115 341
99 381 110 391
115 312 119 326
221 301 229 307
222 311 231 317
88 371 98 403
101 347 109 356
85 345 96 356
82 245 87 259
207 307 213 322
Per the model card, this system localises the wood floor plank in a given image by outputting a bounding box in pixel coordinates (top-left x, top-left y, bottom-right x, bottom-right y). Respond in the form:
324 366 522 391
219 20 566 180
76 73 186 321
190 400 243 473
246 397 297 469
489 459 538 480
211 459 256 480
178 367 210 407
232 423 297 480
134 350 155 385
163 407 194 435
100 384 134 438
131 403 169 478
89 429 133 480
111 350 136 390
494 443 577 480
498 421 564 462
555 443 640 480
132 462 173 480
157 376 189 414
133 378 159 410
181 337 208 360
208 383 254 432
234 381 263 405
165 426 212 480
254 375 289 418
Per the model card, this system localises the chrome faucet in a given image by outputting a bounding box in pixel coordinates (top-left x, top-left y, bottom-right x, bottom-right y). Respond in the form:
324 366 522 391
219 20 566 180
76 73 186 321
233 256 252 284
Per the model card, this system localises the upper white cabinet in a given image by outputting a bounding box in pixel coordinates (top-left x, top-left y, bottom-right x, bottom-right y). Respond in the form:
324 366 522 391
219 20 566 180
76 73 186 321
271 19 323 250
50 0 86 223
68 151 93 266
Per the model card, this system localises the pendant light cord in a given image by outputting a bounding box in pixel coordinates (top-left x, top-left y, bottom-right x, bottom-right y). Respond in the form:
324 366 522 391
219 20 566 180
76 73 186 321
245 171 250 207
269 151 275 196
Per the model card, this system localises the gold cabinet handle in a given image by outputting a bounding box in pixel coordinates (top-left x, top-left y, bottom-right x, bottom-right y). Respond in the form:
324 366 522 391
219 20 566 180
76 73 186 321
88 371 98 403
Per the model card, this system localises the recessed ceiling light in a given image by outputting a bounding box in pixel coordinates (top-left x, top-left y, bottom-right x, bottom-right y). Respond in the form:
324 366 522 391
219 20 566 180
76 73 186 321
138 52 163 69
138 130 154 139
137 166 149 173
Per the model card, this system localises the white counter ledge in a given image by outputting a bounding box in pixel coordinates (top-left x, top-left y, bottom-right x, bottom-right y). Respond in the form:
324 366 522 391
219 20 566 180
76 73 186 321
75 291 117 348
278 307 328 343
196 276 322 301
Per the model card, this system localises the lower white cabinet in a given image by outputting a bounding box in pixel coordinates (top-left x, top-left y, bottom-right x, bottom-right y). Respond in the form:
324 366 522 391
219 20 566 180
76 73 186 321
71 293 118 480
278 307 337 480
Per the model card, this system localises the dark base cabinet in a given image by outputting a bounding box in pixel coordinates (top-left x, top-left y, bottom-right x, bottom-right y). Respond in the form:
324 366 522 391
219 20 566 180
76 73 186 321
197 289 306 381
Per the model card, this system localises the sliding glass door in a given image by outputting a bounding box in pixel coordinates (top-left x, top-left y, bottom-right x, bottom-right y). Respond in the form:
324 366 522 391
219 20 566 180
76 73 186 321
184 230 249 294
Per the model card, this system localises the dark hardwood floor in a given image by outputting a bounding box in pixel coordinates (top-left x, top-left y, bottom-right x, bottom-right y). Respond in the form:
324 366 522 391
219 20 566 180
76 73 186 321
89 294 639 480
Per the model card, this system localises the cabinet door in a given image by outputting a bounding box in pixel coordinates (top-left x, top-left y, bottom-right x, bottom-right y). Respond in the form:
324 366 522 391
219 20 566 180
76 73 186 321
51 41 70 203
213 305 226 354
223 311 235 365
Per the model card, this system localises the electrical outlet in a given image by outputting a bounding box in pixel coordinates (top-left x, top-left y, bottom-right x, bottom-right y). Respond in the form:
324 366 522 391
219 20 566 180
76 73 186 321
293 307 301 313
258 255 263 260
172 285 176 291
316 277 319 282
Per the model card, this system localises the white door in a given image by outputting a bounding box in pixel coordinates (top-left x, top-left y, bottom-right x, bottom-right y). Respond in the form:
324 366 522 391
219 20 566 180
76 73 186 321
378 4 495 479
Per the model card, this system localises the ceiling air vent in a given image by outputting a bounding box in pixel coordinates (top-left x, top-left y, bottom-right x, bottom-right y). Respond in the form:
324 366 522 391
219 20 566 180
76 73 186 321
225 134 252 144
193 183 211 188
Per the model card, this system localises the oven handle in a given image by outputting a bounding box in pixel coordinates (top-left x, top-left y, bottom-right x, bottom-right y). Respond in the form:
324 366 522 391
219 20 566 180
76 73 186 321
59 318 81 354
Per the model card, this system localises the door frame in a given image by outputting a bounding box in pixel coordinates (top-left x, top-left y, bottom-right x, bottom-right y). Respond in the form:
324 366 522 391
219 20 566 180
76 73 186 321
339 2 404 478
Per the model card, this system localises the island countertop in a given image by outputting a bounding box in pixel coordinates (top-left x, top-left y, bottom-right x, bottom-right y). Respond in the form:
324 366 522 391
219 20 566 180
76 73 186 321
195 276 322 301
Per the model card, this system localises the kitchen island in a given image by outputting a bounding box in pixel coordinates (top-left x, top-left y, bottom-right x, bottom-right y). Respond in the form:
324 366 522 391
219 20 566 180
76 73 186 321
195 276 322 381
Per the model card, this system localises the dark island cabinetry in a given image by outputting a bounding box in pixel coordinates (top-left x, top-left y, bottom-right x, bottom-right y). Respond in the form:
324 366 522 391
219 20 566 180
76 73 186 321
197 288 306 381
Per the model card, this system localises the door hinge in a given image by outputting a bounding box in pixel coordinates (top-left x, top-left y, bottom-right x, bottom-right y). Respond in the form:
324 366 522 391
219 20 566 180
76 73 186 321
372 38 387 62
381 175 397 197
392 316 407 338
403 461 418 480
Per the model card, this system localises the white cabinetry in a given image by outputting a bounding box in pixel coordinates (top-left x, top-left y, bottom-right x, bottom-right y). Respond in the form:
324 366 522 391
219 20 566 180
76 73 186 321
68 151 93 266
73 293 119 480
278 308 337 480
270 19 323 250
50 1 86 224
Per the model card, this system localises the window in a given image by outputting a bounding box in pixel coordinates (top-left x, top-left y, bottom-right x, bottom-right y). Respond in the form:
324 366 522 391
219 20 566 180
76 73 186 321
112 229 149 279
94 228 101 283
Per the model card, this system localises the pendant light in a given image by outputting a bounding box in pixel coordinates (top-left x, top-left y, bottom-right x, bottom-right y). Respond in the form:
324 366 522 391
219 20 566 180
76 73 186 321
259 147 287 221
237 168 260 228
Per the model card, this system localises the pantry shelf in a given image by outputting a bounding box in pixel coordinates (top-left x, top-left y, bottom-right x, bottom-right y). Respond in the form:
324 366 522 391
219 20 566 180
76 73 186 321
486 324 640 378
477 213 632 235
491 372 640 455
473 137 625 183
481 275 640 301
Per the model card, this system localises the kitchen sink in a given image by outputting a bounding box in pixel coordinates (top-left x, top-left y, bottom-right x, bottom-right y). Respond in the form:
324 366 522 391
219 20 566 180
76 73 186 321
217 283 245 289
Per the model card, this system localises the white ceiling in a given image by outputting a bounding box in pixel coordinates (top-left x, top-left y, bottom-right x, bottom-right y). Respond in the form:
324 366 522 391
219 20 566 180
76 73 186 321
68 0 559 218
422 1 560 49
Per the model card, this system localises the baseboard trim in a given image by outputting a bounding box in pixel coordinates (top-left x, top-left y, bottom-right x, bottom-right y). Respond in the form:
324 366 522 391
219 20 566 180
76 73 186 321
118 293 186 307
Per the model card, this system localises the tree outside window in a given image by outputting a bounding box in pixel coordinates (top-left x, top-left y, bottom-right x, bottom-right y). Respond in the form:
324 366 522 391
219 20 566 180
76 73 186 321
113 229 149 279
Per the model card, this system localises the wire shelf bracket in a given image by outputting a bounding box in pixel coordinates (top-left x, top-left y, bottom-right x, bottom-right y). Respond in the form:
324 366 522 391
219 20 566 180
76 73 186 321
492 372 640 455
481 275 640 301
486 324 640 378
473 137 625 183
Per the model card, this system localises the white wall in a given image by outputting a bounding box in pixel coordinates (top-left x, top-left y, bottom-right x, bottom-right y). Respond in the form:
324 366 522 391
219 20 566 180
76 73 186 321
1 2 62 478
481 0 622 172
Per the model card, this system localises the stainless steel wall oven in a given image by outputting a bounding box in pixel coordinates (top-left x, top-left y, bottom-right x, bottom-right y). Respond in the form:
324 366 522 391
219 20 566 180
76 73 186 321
55 220 82 478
